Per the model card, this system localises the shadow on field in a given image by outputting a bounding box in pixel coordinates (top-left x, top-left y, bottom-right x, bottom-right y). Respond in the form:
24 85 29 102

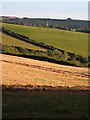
2 85 90 119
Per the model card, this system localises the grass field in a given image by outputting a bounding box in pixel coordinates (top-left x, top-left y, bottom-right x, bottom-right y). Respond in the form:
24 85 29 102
2 23 88 57
2 88 89 118
0 33 46 51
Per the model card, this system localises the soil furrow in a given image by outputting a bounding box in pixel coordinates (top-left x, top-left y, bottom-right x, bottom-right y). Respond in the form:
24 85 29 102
1 59 89 78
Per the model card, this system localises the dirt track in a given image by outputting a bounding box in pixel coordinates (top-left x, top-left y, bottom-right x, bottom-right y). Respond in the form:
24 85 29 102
1 54 89 87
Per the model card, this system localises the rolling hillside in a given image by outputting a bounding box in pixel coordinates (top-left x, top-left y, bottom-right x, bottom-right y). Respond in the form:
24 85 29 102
1 22 89 119
2 54 89 87
2 17 89 29
2 53 89 119
2 23 88 57
0 33 46 51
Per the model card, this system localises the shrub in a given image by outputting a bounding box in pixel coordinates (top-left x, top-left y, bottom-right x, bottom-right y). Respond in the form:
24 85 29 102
15 47 29 54
76 55 88 63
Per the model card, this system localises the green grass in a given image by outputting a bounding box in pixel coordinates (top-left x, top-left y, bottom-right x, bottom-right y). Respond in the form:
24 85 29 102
2 90 89 118
0 33 46 51
2 23 88 57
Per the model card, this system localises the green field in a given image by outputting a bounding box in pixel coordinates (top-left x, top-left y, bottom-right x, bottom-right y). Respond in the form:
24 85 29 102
2 23 88 57
0 33 46 51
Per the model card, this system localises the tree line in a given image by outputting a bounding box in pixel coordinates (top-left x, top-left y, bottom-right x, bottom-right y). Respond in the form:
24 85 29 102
1 17 89 31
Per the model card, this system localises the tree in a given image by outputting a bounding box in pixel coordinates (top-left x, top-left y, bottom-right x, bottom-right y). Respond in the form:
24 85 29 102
67 18 72 21
53 49 62 56
60 51 69 60
88 54 90 62
71 52 76 60
46 50 53 57
76 55 88 63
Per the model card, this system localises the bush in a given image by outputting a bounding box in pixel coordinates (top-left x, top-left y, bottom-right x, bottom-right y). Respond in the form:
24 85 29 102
76 55 88 63
15 46 29 54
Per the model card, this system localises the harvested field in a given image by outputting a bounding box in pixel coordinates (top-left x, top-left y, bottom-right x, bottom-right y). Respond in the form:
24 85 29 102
1 54 89 119
1 54 89 87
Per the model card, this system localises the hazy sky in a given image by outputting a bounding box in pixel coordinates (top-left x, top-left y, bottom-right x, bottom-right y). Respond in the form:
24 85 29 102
1 0 89 2
1 2 88 20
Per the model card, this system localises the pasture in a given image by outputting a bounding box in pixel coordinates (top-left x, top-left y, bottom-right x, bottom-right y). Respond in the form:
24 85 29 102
2 23 88 57
0 33 46 51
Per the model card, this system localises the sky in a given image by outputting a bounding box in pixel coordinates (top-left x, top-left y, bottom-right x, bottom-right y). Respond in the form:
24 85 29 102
0 1 89 20
0 0 89 2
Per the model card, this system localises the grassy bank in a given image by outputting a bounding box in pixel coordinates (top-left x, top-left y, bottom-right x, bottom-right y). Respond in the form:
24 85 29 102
0 33 46 51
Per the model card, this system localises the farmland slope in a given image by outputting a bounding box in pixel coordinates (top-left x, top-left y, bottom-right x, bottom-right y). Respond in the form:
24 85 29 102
2 54 89 87
2 23 88 57
0 32 46 51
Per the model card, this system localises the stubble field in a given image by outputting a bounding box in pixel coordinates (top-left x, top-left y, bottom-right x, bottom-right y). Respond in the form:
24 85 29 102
1 54 90 119
2 54 89 87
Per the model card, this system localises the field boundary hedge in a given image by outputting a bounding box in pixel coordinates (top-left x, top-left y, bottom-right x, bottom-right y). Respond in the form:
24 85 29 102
1 27 89 67
1 44 89 67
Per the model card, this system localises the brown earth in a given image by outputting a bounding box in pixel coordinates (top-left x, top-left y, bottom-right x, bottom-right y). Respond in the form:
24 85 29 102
1 54 90 88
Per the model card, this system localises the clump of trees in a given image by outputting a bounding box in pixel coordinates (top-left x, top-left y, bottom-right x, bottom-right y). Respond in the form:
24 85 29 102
1 43 89 68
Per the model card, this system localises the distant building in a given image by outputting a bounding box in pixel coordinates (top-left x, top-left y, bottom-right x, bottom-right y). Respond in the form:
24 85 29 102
71 29 76 31
33 25 37 27
47 21 48 27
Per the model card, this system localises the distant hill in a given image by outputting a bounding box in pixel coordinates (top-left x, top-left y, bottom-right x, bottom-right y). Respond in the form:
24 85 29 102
1 16 89 31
